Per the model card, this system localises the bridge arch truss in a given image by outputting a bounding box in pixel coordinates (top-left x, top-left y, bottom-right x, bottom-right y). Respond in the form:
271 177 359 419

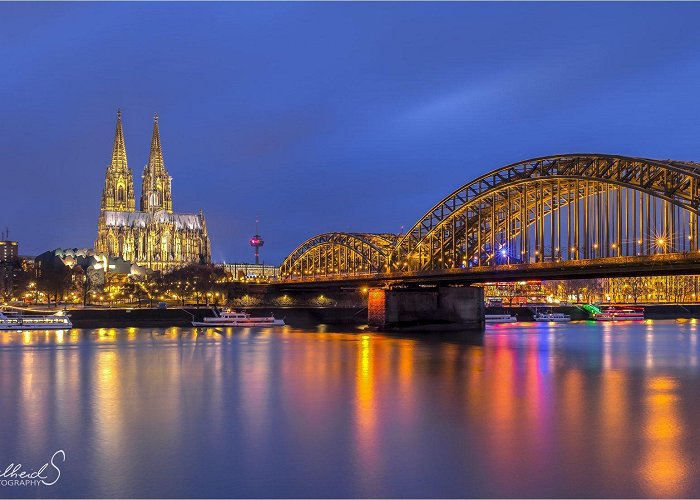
390 154 700 272
280 232 399 279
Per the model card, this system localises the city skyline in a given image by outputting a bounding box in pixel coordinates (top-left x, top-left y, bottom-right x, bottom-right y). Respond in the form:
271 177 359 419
5 4 700 500
4 2 700 263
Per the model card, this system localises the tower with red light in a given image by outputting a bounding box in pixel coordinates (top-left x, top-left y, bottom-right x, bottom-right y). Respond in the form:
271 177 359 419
249 218 264 265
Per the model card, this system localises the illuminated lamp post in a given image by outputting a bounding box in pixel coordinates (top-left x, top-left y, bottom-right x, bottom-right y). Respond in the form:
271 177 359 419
250 218 264 265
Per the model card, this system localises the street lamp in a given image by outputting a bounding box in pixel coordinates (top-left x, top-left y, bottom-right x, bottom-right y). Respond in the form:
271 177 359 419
656 237 666 253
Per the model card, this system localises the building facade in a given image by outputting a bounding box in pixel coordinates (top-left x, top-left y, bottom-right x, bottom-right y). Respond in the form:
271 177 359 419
223 263 279 281
95 112 211 271
0 241 18 262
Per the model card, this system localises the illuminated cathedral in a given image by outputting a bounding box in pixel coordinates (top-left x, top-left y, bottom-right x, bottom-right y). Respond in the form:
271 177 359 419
95 111 211 271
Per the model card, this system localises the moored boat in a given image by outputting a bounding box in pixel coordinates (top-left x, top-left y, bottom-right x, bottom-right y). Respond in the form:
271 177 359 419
0 310 73 330
594 306 644 321
193 310 285 327
533 309 571 322
485 313 517 324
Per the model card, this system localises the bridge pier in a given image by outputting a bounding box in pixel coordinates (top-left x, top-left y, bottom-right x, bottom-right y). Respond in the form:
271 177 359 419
368 286 484 332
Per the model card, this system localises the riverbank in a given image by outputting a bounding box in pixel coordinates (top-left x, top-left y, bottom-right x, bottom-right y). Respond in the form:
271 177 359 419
65 306 368 328
68 307 216 328
23 303 700 328
487 304 700 320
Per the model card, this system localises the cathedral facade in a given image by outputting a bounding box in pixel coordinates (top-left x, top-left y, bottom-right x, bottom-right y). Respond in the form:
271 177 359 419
95 111 211 271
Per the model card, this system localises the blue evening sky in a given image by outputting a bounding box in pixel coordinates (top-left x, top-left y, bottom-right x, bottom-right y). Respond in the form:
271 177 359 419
3 2 700 264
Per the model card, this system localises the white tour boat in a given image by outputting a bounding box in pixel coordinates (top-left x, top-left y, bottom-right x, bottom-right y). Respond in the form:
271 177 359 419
533 310 571 322
594 306 644 321
192 310 285 327
0 310 73 330
485 313 517 324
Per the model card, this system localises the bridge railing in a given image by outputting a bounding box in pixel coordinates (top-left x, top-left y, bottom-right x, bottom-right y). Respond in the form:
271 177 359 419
279 251 700 283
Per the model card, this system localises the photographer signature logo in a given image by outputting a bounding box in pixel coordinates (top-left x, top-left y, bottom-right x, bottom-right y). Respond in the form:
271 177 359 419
0 450 65 487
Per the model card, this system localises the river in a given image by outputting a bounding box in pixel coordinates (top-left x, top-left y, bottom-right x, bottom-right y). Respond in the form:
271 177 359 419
1 320 699 498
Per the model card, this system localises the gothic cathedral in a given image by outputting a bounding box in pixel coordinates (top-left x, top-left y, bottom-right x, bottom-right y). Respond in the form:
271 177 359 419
95 111 211 271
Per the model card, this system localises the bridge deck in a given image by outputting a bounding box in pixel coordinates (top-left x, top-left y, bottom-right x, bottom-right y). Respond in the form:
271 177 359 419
278 252 700 289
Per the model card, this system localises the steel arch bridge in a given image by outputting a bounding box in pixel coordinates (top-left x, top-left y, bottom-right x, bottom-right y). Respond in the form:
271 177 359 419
280 154 700 282
280 232 399 279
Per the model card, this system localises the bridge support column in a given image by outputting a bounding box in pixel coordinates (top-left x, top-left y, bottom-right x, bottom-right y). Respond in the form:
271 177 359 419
368 286 484 331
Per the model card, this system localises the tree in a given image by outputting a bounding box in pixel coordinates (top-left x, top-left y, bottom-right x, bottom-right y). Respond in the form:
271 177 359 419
122 275 150 307
561 280 581 303
581 279 603 303
162 266 196 306
0 258 31 303
541 281 561 302
144 271 166 307
37 258 73 307
620 276 645 304
189 264 226 307
73 265 103 307
671 276 695 303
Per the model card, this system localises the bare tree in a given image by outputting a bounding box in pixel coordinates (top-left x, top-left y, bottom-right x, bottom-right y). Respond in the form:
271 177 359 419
37 259 73 307
618 276 645 304
0 258 30 303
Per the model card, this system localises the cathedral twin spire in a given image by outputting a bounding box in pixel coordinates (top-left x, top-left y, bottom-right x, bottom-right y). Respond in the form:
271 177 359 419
101 110 136 211
101 110 173 214
96 110 212 270
141 114 173 213
110 109 129 171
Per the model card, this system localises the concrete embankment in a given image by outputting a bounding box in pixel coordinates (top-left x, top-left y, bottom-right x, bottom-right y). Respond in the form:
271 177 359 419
64 303 700 329
240 307 367 327
487 304 700 320
67 306 367 328
68 308 215 328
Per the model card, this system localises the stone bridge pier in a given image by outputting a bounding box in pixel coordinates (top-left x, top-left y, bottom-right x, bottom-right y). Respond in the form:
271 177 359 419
367 286 484 331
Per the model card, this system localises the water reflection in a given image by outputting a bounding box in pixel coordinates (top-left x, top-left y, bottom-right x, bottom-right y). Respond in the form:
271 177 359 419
641 376 688 497
354 334 378 494
1 322 700 497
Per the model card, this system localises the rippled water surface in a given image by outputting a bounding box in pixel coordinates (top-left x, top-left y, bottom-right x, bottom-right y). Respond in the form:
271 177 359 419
2 321 700 498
